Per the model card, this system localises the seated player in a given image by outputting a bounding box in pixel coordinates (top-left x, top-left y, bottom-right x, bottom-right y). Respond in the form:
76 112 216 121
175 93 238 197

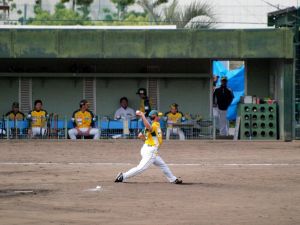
27 100 49 138
5 102 25 121
68 99 100 140
114 97 136 120
165 103 185 140
5 102 25 137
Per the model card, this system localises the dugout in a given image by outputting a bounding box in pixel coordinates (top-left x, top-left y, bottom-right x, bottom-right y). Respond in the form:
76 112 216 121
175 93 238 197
0 27 294 140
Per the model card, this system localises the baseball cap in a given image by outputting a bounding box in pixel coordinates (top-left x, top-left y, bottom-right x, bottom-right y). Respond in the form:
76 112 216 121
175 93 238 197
79 99 88 107
12 102 19 108
136 88 147 95
149 110 158 117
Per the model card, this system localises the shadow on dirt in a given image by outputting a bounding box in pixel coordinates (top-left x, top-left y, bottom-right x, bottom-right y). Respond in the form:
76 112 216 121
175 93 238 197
0 189 52 198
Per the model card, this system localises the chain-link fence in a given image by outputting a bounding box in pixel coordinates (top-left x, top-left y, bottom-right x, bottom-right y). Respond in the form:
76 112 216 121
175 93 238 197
0 116 215 140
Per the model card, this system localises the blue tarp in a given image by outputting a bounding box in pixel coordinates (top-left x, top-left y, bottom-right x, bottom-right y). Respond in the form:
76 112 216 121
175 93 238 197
213 61 245 120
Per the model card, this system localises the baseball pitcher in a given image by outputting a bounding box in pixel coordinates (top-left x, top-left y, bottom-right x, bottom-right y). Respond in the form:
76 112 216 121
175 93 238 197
115 110 182 184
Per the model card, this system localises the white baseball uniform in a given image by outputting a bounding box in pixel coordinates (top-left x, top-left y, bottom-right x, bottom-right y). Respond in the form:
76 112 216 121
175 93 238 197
122 121 177 183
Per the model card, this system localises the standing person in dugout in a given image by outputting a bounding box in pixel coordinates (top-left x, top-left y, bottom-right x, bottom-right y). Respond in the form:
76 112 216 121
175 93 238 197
213 77 234 136
115 110 183 184
136 88 152 117
165 103 185 140
27 100 49 138
68 99 100 140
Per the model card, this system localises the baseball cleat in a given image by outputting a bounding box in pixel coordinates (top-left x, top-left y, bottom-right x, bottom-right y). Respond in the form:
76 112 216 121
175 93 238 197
172 178 183 184
115 172 123 183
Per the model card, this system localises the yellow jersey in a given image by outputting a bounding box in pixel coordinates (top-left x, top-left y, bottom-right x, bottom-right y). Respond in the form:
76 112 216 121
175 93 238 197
165 112 183 128
145 121 163 147
28 110 48 127
72 110 95 129
5 111 25 120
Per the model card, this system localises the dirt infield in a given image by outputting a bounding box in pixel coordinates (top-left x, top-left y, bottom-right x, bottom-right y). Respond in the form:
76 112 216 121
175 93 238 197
0 140 299 225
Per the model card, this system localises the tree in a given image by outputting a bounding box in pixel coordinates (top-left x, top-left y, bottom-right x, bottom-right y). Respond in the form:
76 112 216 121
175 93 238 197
95 9 149 25
60 0 93 18
110 0 135 19
137 0 215 28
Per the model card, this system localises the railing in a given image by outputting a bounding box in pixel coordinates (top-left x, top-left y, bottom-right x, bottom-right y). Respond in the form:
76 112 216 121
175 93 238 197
0 116 215 140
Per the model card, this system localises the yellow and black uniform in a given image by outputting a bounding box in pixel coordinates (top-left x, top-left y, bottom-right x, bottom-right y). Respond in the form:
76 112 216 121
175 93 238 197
72 110 95 128
5 111 25 120
145 121 163 147
28 110 48 127
139 97 152 117
165 111 183 127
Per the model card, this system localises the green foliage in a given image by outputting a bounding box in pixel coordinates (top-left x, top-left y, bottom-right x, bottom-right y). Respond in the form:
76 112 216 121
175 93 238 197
102 8 118 21
94 11 150 26
59 0 93 15
138 0 215 28
110 0 135 19
60 0 93 6
153 0 168 7
28 3 93 25
178 1 215 28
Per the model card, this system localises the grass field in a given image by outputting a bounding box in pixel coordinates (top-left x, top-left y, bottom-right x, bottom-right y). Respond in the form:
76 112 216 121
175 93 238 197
0 140 299 225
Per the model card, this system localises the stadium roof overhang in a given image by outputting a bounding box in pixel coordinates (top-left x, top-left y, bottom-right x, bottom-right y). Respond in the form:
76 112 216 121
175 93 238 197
0 27 294 60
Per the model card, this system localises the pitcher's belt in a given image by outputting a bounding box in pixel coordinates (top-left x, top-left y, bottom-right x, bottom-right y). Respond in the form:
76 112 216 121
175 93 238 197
147 144 159 147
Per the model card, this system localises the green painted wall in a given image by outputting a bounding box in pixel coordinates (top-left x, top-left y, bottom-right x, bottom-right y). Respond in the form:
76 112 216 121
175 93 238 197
32 78 83 118
247 60 270 98
0 28 294 59
283 61 294 140
96 78 147 117
159 78 210 118
0 78 18 116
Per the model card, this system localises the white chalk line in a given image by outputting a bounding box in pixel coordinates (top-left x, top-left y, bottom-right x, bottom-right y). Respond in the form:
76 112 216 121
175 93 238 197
0 162 299 167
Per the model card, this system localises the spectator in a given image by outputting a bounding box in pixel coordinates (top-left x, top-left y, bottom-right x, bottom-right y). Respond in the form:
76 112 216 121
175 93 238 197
27 100 49 137
5 102 25 120
213 77 234 136
136 88 152 117
114 97 136 120
68 99 100 140
165 103 185 140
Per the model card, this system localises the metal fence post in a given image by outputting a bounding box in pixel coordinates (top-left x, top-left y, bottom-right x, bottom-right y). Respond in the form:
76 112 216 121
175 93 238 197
6 119 9 139
15 120 18 139
98 116 101 139
64 117 68 139
213 116 216 140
